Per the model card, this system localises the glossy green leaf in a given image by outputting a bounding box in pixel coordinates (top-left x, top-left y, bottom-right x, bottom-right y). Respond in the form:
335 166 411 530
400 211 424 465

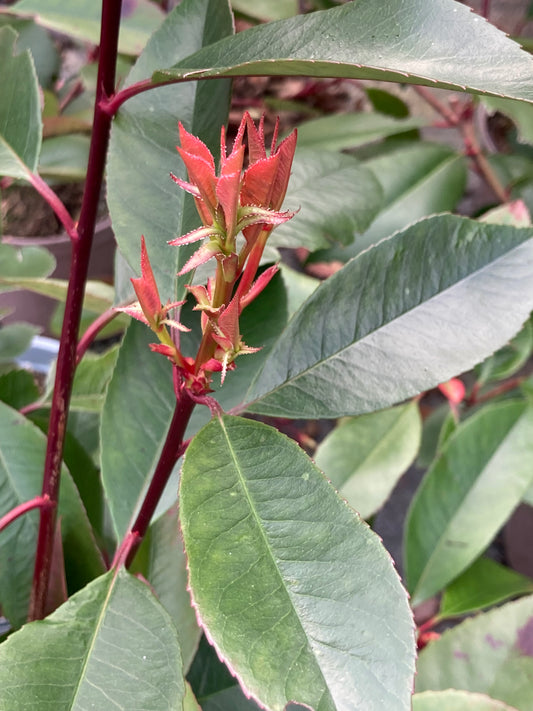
183 683 202 711
315 402 421 519
9 0 165 55
0 243 55 286
269 149 383 251
405 400 533 606
0 369 39 408
0 402 104 628
280 265 320 318
231 0 297 21
439 556 533 620
100 320 176 539
0 17 59 89
413 690 519 711
147 506 201 672
476 319 533 386
0 26 41 179
38 135 90 181
416 595 533 711
180 416 415 711
243 215 533 418
311 142 467 263
155 0 533 103
366 88 409 118
0 569 185 710
0 322 39 362
107 0 233 301
416 404 456 469
0 277 115 311
295 113 424 152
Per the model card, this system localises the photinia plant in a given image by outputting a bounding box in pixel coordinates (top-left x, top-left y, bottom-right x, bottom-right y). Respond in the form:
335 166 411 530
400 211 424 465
1 0 533 709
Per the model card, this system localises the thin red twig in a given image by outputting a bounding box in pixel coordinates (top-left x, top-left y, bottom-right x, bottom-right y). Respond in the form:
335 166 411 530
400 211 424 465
27 173 78 241
76 307 120 364
0 496 53 534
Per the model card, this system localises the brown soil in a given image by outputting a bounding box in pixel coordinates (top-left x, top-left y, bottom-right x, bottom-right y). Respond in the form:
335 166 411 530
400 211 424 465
1 183 85 237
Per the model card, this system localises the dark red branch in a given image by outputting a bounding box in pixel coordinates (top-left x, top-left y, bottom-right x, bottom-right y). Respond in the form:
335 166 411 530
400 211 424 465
29 0 123 622
112 385 195 569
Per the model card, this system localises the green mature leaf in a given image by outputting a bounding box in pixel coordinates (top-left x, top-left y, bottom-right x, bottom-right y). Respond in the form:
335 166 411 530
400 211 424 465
0 243 55 286
100 321 176 539
231 0 297 21
295 113 425 151
8 0 165 55
0 17 59 89
242 215 533 419
314 402 421 519
155 0 533 103
476 319 533 386
366 88 409 118
0 322 39 362
0 569 185 710
0 402 104 628
412 690 520 711
416 404 455 469
38 135 90 181
280 265 320 318
147 506 201 672
439 556 533 620
268 149 383 251
0 369 39 408
405 400 533 606
107 0 233 301
0 277 115 311
311 142 467 263
0 26 41 179
183 683 202 711
416 595 533 711
180 416 415 711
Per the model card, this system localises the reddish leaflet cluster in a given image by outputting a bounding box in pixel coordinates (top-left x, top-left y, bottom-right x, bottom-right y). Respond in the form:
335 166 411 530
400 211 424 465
120 113 297 395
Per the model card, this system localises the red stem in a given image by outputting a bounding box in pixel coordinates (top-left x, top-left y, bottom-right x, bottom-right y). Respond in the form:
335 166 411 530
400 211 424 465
28 0 123 622
481 0 490 19
76 307 120 364
0 496 53 534
112 385 195 569
100 78 176 116
27 173 77 241
468 375 526 406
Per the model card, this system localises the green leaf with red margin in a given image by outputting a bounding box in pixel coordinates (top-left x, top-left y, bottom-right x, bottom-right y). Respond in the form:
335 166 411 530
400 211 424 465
180 415 415 711
405 400 533 606
416 595 533 711
154 0 533 104
0 568 184 710
242 215 533 419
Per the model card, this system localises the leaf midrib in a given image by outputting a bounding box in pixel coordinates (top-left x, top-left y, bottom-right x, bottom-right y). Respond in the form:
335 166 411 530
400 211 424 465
217 416 332 708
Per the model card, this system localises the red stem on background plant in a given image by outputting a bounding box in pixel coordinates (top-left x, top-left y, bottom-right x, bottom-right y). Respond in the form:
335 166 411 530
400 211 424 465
28 0 123 622
481 0 491 19
112 386 196 569
413 85 508 204
467 375 526 406
27 173 77 241
76 306 120 364
0 496 52 534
